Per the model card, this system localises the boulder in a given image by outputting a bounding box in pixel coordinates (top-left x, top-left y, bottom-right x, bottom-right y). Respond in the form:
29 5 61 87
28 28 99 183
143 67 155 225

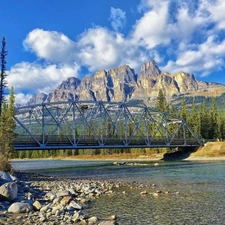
8 202 33 213
0 171 13 182
0 182 18 201
0 171 15 186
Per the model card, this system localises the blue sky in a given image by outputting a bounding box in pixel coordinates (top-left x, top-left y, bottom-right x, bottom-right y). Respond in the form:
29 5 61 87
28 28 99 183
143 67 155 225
1 0 225 104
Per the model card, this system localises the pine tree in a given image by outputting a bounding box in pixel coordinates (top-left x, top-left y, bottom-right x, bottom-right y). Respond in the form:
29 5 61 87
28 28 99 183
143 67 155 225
209 97 219 139
180 99 187 121
0 87 16 159
200 100 210 139
188 99 200 137
0 37 8 115
156 89 168 112
0 87 16 171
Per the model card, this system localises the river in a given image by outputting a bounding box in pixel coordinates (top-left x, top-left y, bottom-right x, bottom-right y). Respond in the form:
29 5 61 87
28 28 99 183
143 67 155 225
11 159 225 225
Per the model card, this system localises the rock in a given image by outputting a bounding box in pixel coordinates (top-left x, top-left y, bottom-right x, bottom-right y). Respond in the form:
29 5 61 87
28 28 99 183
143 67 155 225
73 211 86 222
0 182 18 201
53 196 62 204
109 215 117 220
0 171 13 182
8 202 33 213
56 190 71 197
60 195 72 205
40 205 50 212
140 190 148 195
98 221 118 225
33 200 42 211
88 216 98 223
52 205 63 214
152 192 159 197
45 192 56 201
69 200 83 210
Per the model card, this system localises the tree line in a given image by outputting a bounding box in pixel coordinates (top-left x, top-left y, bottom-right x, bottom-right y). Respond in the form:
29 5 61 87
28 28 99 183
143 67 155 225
156 89 224 141
0 37 16 171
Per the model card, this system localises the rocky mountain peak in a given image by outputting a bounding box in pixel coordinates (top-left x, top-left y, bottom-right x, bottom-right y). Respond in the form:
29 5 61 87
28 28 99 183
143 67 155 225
24 60 225 107
57 77 81 90
139 60 161 78
27 93 47 105
109 64 137 84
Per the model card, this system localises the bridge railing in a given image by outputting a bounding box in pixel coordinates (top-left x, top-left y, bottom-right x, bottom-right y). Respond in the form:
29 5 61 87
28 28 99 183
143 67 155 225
15 135 201 149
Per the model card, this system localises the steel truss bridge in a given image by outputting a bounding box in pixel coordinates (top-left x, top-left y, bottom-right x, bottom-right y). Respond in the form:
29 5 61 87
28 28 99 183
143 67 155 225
14 101 202 150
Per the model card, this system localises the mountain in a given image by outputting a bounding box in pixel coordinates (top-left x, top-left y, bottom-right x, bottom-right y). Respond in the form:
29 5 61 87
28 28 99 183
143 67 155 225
27 60 225 107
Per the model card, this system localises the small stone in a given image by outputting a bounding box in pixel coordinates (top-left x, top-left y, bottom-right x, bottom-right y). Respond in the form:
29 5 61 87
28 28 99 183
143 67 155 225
60 195 72 205
109 215 116 220
152 192 159 197
69 200 83 210
88 216 98 223
40 205 49 212
56 190 71 197
33 200 42 211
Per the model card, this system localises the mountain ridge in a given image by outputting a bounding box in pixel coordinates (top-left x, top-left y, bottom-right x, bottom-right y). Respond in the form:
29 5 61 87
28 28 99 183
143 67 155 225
27 60 225 107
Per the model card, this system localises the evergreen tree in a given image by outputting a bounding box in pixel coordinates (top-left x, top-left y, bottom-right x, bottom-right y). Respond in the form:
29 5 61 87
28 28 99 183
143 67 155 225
199 100 210 139
156 89 168 112
0 37 8 115
180 99 187 121
188 99 200 137
0 87 16 159
209 97 219 139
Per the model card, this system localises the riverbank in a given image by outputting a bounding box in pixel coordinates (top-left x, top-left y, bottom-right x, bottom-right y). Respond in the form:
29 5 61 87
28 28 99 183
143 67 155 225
11 142 225 162
0 171 120 224
0 170 174 225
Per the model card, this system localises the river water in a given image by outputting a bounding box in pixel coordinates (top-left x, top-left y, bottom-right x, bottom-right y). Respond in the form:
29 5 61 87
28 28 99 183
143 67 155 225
11 159 225 225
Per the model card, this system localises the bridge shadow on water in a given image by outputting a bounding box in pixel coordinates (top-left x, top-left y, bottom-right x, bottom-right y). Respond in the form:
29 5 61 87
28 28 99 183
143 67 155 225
162 147 199 161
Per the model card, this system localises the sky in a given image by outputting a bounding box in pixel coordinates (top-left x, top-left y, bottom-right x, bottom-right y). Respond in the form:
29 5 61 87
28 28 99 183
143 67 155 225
1 0 225 104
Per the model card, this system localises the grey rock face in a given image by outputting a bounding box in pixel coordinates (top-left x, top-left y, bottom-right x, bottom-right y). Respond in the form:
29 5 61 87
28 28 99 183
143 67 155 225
0 182 18 201
139 60 161 79
8 202 33 213
27 93 47 105
24 60 225 107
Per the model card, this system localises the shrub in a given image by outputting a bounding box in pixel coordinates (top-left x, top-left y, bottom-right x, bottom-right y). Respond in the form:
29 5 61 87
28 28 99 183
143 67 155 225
0 155 12 172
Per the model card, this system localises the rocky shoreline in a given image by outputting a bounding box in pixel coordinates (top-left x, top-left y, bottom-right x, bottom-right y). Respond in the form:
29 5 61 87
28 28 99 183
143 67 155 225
1 171 123 225
0 168 178 225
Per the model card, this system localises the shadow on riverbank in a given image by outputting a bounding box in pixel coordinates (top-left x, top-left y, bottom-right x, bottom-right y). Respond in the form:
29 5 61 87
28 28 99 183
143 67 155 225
162 147 198 161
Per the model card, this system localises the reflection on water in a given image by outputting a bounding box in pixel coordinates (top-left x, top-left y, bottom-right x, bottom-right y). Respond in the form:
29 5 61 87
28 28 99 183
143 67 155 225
11 160 225 224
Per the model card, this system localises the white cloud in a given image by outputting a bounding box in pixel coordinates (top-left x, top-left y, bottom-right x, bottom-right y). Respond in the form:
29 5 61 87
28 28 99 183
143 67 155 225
162 35 225 76
7 62 80 95
77 27 122 71
23 29 76 63
14 93 33 105
132 1 170 49
109 7 126 32
209 0 225 29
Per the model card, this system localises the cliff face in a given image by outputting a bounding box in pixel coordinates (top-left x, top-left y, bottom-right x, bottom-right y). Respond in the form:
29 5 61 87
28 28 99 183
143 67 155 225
27 60 225 106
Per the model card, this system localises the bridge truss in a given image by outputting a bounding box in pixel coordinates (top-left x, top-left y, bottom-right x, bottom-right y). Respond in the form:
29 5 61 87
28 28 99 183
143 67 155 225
14 101 202 150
